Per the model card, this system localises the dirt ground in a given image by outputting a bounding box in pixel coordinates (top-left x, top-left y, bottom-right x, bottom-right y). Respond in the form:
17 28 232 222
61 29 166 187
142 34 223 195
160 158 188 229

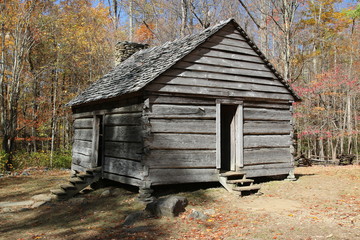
0 165 359 240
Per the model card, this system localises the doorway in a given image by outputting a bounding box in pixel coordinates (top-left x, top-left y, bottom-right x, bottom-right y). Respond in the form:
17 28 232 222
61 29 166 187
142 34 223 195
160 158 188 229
216 101 244 172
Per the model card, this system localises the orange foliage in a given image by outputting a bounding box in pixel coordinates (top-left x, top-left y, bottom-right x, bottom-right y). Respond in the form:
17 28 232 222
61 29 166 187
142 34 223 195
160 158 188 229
134 23 155 43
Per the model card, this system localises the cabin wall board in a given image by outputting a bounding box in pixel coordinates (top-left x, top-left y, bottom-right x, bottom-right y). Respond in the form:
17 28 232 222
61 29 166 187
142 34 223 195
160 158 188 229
72 117 93 170
149 168 219 185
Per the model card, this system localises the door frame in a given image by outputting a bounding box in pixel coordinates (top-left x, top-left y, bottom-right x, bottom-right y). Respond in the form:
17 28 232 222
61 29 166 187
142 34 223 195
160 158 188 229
216 99 244 172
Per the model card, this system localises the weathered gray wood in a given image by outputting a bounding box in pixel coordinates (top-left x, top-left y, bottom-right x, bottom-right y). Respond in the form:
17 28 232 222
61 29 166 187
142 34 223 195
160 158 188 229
243 162 292 169
164 69 284 86
201 41 259 56
244 135 292 148
103 157 143 178
104 141 142 161
73 103 143 118
149 168 218 185
244 108 292 121
144 150 216 168
154 76 290 94
207 35 253 49
244 121 291 135
72 152 91 165
191 47 264 63
104 112 142 126
72 140 92 155
244 102 290 109
91 115 100 167
214 26 247 40
73 129 93 141
145 104 216 119
145 133 216 150
236 104 244 169
105 126 142 142
216 103 221 169
146 83 294 101
149 95 215 105
150 119 215 134
73 118 93 129
175 62 276 79
71 163 89 173
244 148 292 165
244 167 293 178
102 172 142 186
182 55 270 72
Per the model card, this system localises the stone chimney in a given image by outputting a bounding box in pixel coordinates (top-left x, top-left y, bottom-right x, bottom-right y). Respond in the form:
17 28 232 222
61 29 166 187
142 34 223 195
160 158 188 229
115 41 149 65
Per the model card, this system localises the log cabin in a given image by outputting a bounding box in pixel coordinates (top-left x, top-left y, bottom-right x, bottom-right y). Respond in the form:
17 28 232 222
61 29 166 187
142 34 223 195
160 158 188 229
66 19 300 200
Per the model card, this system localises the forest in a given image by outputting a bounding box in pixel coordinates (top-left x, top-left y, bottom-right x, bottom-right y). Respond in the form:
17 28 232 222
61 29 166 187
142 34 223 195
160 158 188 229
0 0 359 171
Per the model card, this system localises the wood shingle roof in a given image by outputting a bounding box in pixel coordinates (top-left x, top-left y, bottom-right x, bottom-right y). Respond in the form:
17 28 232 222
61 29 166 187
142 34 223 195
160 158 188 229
68 19 300 107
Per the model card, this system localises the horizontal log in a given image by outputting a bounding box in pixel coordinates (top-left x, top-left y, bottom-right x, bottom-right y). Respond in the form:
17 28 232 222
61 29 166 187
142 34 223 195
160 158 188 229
74 129 93 141
244 108 292 121
149 168 218 185
164 69 284 86
244 135 292 148
104 141 142 161
208 35 252 49
72 140 92 155
191 47 264 64
103 157 143 179
201 41 259 56
145 104 216 119
150 119 215 134
103 172 142 186
175 62 276 79
73 103 143 118
105 126 142 142
144 150 216 168
154 76 290 94
182 54 270 72
104 112 142 126
71 163 90 173
72 152 91 166
215 27 247 41
244 102 290 109
244 167 293 178
244 148 292 165
146 83 294 101
244 121 291 135
145 133 216 150
73 118 93 129
149 95 215 105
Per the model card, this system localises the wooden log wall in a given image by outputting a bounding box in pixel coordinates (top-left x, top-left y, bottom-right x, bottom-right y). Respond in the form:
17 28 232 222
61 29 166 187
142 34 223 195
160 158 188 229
242 102 293 177
102 102 144 186
72 117 94 171
146 25 295 102
143 95 218 185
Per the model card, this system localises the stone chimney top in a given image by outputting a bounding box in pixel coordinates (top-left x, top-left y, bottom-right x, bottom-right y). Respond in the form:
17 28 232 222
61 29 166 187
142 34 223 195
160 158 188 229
115 41 149 65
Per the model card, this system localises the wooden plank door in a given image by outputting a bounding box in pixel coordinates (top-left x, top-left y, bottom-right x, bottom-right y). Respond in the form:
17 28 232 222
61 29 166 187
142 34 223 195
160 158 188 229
216 100 243 171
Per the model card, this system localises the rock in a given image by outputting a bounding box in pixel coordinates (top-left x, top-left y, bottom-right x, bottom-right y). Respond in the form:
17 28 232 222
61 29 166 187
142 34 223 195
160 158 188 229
100 189 111 197
0 200 34 208
1 207 13 213
21 171 30 176
68 197 86 205
31 194 52 202
188 210 209 220
145 195 188 217
122 211 144 226
204 209 216 215
31 201 48 208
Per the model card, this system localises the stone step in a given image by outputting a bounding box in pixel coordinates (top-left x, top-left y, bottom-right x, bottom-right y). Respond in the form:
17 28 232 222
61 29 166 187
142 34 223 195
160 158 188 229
50 188 67 196
60 184 77 191
233 185 261 192
220 171 246 178
227 179 254 184
77 173 94 179
70 177 86 184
